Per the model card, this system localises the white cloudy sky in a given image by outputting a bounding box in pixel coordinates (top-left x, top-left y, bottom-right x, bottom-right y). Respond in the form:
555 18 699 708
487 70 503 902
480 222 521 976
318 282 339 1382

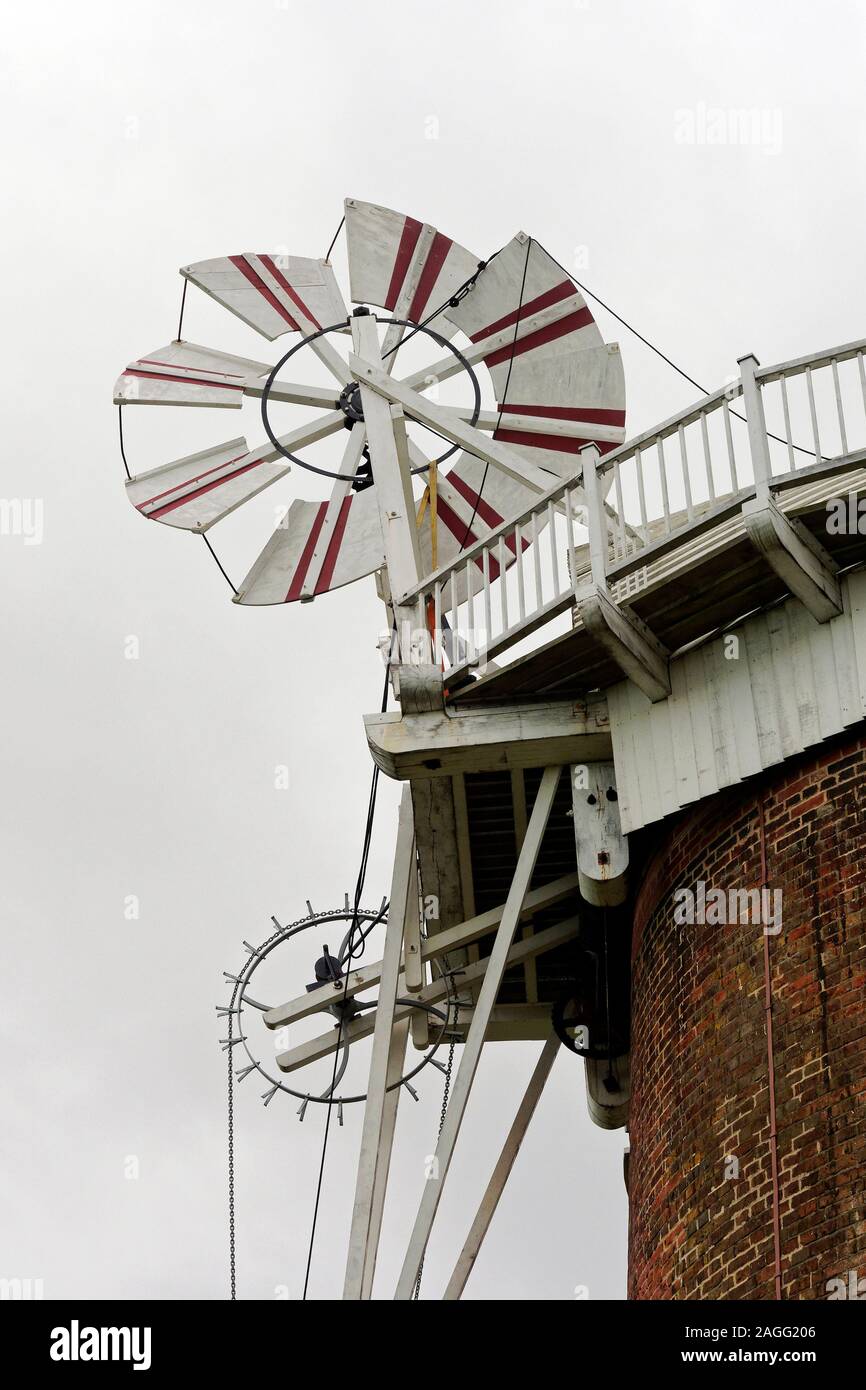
2 0 865 1301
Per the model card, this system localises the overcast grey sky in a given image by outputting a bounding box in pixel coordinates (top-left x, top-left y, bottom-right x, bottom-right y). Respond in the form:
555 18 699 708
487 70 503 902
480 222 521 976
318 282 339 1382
2 0 865 1301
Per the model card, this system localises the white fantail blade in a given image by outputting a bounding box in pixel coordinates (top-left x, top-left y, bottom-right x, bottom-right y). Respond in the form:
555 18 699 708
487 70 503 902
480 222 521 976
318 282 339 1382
113 340 342 411
125 411 345 532
344 199 478 335
477 342 626 479
443 234 603 396
181 254 348 341
235 484 386 606
113 341 273 408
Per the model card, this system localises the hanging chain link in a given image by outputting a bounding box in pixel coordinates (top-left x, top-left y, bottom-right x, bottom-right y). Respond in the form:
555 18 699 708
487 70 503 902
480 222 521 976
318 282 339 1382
413 958 461 1300
227 1012 236 1300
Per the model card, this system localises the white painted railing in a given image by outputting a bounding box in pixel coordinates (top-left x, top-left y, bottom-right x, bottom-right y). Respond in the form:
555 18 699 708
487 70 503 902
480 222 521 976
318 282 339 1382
407 335 866 682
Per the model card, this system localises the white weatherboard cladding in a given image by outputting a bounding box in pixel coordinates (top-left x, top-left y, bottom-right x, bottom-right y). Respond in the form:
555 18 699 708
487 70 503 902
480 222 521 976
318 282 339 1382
608 570 866 834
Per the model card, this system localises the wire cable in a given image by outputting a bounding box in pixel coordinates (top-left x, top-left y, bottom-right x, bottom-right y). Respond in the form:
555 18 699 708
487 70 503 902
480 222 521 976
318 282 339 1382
458 235 533 549
301 661 391 1299
325 215 345 263
177 278 188 342
545 251 815 459
117 407 131 481
201 534 238 596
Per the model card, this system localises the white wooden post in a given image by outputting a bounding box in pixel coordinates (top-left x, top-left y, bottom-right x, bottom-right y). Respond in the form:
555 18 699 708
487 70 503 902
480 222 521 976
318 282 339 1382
343 787 415 1300
360 1017 409 1298
443 1033 560 1300
394 765 563 1300
737 353 772 497
352 312 423 607
579 443 608 587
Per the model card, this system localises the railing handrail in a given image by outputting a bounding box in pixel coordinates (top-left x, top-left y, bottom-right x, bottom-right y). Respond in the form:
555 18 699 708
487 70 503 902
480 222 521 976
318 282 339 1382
754 334 866 386
403 333 866 605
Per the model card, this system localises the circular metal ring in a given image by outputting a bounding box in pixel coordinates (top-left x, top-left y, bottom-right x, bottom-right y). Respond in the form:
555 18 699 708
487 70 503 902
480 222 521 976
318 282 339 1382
260 315 481 480
226 905 460 1107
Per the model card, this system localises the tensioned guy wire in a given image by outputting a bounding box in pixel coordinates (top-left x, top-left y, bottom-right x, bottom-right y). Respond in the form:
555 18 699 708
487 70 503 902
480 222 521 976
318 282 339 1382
458 234 533 550
325 215 345 263
301 660 391 1300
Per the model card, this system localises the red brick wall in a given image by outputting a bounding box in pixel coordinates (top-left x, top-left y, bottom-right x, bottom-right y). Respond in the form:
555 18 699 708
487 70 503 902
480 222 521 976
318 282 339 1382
627 732 866 1300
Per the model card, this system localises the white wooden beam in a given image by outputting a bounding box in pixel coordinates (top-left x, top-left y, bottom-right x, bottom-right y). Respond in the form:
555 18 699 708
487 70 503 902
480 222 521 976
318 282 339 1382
570 760 629 907
394 765 563 1300
263 871 580 1032
364 696 612 781
575 581 671 703
352 314 424 606
275 913 578 1075
348 353 556 498
344 788 415 1300
443 1034 560 1300
742 494 842 623
361 1018 409 1298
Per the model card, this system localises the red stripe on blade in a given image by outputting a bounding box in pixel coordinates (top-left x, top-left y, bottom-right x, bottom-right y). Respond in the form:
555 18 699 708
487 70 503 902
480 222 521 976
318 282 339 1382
447 472 528 556
484 307 595 368
492 428 618 456
407 232 453 321
229 255 300 330
470 280 580 342
260 256 323 331
496 404 626 427
286 503 327 602
384 217 423 310
314 496 353 594
435 496 501 579
145 456 265 520
126 369 243 391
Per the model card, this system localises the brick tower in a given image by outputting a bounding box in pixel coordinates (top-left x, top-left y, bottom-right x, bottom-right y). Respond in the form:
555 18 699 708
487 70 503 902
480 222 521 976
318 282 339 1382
627 731 866 1299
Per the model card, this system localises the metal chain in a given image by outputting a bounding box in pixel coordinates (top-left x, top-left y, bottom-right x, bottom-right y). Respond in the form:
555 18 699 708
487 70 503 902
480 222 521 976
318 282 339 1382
413 959 460 1300
227 1012 236 1300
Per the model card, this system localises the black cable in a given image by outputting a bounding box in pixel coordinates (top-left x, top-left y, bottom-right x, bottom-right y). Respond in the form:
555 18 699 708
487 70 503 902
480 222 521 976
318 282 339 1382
380 251 501 363
458 236 533 549
201 534 238 596
177 278 188 342
545 250 815 459
325 215 345 263
117 407 131 481
301 660 390 1300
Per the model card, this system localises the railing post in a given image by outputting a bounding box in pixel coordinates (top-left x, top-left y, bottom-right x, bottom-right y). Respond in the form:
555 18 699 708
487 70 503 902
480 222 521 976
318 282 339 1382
579 443 608 588
737 353 772 499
